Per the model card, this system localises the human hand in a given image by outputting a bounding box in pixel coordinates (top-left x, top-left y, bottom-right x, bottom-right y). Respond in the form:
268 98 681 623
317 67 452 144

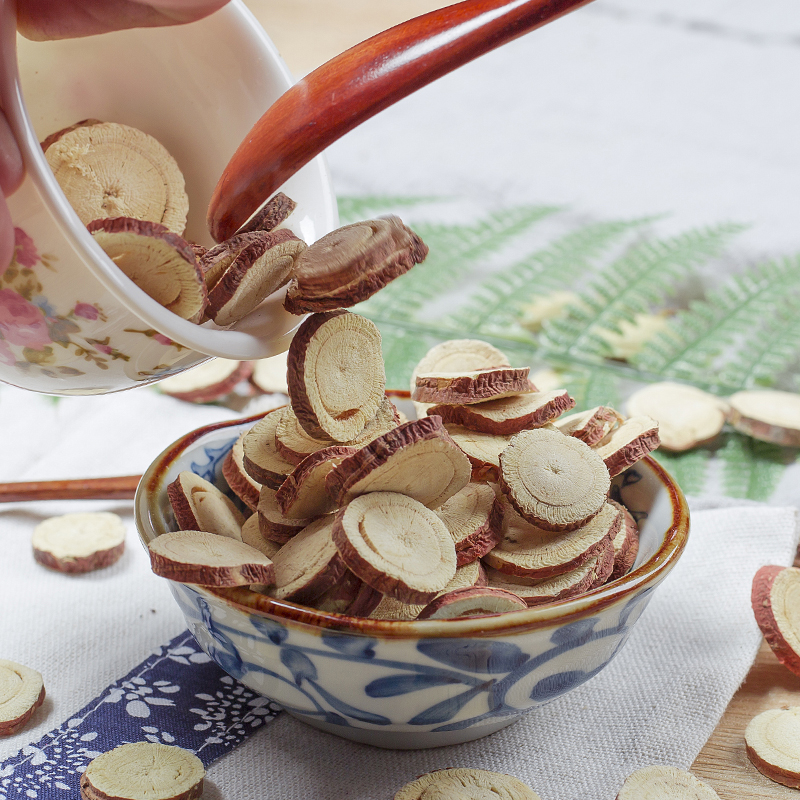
0 0 230 268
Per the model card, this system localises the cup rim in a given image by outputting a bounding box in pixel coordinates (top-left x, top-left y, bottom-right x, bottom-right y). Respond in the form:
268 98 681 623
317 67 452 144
0 0 337 360
135 413 691 639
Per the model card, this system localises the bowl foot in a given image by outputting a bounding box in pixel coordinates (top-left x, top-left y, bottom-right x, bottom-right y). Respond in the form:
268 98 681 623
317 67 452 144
284 710 521 749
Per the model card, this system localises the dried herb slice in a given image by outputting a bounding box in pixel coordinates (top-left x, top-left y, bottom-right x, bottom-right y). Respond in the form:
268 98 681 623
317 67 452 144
435 482 504 566
608 499 640 580
444 423 514 482
257 485 317 544
412 366 534 405
88 216 206 322
269 515 347 604
241 407 295 488
416 586 527 619
148 530 275 587
236 191 297 235
727 389 800 447
428 389 576 435
44 120 189 234
31 511 126 574
325 416 471 509
240 513 281 560
751 565 800 678
499 427 610 532
484 501 620 580
394 768 542 800
80 742 204 800
615 765 721 799
745 707 800 790
275 405 336 465
593 415 660 477
167 470 245 541
287 310 386 442
159 359 252 404
554 405 623 446
333 492 457 604
0 659 45 736
222 431 262 512
206 228 307 326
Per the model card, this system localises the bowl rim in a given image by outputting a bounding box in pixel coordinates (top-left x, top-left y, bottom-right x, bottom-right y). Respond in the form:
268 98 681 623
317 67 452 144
0 0 337 360
136 413 690 639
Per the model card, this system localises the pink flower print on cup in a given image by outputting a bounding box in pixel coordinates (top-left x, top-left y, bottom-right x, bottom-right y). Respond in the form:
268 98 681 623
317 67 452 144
96 343 114 355
153 333 173 346
74 302 100 320
0 289 51 349
13 227 38 268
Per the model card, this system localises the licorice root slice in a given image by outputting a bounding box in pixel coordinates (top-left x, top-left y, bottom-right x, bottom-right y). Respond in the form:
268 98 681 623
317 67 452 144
394 768 542 800
80 742 204 800
615 765 721 799
284 217 428 313
745 707 800 789
727 389 800 447
276 445 358 519
0 659 45 736
417 586 528 620
429 389 576 436
626 382 728 451
206 228 307 326
484 501 620 580
44 120 189 234
87 217 206 322
269 515 347 604
275 405 336 465
485 540 615 606
236 191 297 235
334 492 457 604
287 310 386 441
444 423 514 482
313 568 383 617
159 359 252 404
435 482 504 566
32 511 126 574
199 231 271 288
250 351 289 395
554 405 623 446
412 367 534 405
167 471 245 541
222 432 262 512
241 407 295 488
593 416 661 477
608 499 640 580
257 485 317 544
499 427 610 532
325 416 471 509
751 565 800 678
240 513 281 559
148 530 275 587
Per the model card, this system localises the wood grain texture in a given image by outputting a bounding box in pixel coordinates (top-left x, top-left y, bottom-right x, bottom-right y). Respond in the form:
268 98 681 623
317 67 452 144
209 0 595 241
0 475 140 502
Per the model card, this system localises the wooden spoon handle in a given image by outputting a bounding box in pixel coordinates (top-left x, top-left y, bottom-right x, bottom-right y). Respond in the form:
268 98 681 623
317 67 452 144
0 475 141 503
207 0 594 241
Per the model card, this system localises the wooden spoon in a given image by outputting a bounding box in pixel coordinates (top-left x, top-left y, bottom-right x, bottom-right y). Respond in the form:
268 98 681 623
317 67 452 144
207 0 595 242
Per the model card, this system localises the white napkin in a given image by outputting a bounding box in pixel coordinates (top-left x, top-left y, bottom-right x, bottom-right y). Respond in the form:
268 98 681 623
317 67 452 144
0 377 796 800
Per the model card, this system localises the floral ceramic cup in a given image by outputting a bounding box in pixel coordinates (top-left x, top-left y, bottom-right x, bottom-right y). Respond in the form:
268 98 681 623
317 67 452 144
0 0 337 395
135 415 690 750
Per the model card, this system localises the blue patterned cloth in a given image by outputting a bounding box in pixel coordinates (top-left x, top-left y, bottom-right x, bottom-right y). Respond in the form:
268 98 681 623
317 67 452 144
0 631 281 799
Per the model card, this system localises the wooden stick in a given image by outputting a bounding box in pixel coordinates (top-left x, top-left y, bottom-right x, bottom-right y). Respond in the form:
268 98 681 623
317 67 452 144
208 0 595 241
0 475 141 503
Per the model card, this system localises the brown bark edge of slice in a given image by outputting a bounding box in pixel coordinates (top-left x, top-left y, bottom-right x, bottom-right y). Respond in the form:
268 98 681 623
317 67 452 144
236 191 297 235
148 530 275 586
160 360 254 404
0 660 45 736
241 406 295 488
727 390 800 448
751 565 800 678
80 742 204 800
594 416 661 478
222 433 262 512
166 470 245 540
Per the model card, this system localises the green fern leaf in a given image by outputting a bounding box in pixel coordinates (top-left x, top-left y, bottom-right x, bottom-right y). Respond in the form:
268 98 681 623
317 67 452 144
444 218 650 335
718 432 796 501
336 195 436 225
551 364 622 412
651 448 711 496
356 205 560 321
539 223 745 359
633 256 800 387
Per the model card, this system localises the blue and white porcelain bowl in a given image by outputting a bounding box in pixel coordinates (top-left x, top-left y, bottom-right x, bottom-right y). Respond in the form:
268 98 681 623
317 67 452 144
135 415 690 750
